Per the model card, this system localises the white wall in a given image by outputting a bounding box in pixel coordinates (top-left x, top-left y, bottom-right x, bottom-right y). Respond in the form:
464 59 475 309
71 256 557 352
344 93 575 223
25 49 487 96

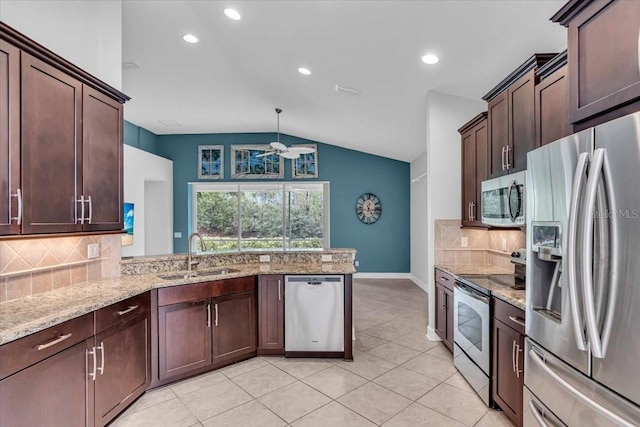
0 0 122 89
122 145 173 257
410 152 428 292
423 91 485 341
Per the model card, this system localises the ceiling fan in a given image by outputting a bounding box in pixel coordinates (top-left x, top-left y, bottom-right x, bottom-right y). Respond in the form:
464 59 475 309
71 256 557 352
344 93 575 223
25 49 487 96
257 108 316 159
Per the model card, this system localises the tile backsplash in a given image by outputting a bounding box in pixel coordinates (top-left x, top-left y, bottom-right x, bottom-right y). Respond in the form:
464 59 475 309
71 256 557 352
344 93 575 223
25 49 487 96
434 220 525 270
0 234 121 303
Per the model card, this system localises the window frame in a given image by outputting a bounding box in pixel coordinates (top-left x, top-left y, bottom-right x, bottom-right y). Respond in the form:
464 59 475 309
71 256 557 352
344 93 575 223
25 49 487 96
197 145 224 180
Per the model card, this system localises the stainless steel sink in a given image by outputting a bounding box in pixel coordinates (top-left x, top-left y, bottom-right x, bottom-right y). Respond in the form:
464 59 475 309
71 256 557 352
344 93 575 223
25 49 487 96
157 268 240 281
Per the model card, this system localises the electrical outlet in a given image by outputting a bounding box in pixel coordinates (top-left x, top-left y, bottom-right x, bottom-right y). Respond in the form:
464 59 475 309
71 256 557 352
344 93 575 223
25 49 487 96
502 238 507 251
355 260 360 267
461 237 468 248
87 243 100 259
259 255 271 262
174 232 182 238
322 254 333 262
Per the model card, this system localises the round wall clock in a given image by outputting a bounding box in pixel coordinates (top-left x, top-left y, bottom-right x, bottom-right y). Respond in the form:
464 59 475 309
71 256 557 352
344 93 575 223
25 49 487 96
356 193 382 224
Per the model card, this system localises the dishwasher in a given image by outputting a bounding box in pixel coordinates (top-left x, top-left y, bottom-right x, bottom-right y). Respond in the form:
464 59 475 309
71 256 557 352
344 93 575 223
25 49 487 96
285 275 344 354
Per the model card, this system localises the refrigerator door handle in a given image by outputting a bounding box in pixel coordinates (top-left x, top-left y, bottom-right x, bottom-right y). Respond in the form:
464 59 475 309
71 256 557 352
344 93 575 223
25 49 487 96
582 148 606 358
527 400 550 427
567 151 589 351
529 348 636 427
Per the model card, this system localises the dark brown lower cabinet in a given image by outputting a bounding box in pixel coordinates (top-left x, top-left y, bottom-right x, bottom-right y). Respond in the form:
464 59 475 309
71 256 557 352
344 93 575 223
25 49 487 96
213 291 257 365
0 338 95 427
258 275 285 354
434 268 454 351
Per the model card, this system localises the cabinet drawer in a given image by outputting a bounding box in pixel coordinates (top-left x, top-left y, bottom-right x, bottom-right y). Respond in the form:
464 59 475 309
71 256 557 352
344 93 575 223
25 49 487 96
95 292 150 333
0 312 94 380
435 268 454 291
158 276 256 306
493 297 525 335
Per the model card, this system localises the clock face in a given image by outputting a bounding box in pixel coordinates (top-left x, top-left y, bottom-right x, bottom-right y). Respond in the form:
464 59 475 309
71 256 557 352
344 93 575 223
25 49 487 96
356 193 382 224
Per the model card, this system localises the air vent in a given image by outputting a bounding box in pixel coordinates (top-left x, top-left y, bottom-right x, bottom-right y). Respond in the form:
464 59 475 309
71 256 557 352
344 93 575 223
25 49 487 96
122 62 140 70
158 120 182 126
335 84 360 96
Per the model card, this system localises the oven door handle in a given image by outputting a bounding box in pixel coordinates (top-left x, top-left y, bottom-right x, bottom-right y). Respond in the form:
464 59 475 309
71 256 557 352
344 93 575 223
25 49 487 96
454 282 489 304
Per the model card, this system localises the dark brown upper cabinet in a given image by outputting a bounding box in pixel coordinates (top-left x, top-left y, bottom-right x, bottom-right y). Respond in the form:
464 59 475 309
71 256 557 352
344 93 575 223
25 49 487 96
535 51 572 147
552 0 640 128
483 54 557 178
0 22 129 236
459 113 488 228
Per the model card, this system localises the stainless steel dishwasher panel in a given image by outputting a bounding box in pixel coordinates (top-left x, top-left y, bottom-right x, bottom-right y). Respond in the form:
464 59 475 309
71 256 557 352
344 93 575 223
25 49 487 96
285 275 344 352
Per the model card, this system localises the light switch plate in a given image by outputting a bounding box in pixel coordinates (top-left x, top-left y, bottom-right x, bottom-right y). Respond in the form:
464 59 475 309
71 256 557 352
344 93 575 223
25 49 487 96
259 255 271 262
355 260 359 267
87 243 100 259
322 254 333 262
461 237 468 248
174 232 182 238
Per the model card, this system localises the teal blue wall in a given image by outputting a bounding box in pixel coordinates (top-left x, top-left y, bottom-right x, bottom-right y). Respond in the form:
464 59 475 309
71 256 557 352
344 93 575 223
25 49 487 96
124 122 410 273
123 121 161 154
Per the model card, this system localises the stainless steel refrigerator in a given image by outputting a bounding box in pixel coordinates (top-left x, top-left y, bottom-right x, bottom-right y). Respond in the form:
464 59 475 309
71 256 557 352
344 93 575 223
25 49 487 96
525 112 640 426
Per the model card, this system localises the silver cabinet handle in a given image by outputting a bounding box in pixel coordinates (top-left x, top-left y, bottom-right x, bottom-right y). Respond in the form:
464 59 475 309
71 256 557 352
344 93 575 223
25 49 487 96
97 342 105 376
508 315 526 328
528 400 551 427
567 152 589 352
214 303 219 326
87 195 93 224
501 146 506 170
278 279 282 301
505 145 512 169
207 303 211 328
529 348 635 427
440 275 449 282
515 343 522 377
512 340 517 373
11 189 22 225
77 195 85 224
88 346 97 381
37 333 72 351
117 305 139 316
470 202 475 221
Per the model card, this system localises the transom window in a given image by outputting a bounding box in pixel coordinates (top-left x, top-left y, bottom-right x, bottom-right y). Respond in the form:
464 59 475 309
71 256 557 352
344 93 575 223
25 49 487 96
190 182 329 252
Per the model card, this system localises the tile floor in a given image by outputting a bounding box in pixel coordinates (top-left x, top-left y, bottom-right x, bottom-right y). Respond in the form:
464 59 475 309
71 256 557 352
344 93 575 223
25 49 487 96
111 278 513 427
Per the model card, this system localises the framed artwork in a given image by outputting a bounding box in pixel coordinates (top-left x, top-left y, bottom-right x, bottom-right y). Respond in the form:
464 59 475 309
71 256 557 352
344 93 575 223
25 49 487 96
198 145 224 179
122 202 134 246
292 144 318 179
231 145 284 179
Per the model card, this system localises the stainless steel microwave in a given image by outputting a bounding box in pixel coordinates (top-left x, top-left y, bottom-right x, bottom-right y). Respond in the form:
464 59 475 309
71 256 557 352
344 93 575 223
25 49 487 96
481 170 526 227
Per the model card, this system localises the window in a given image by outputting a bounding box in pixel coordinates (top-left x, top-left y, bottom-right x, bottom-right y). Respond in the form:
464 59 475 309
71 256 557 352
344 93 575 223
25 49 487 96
191 182 329 252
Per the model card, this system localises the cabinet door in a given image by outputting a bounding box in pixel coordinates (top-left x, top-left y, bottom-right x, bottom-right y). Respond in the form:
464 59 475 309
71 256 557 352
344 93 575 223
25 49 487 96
567 0 640 124
21 53 82 233
488 92 509 177
213 290 257 364
434 283 447 342
508 70 537 172
94 313 150 427
444 286 454 350
0 339 94 427
158 300 211 380
493 319 524 427
0 40 20 235
474 119 488 223
535 65 572 147
461 130 476 227
258 275 284 354
82 86 123 232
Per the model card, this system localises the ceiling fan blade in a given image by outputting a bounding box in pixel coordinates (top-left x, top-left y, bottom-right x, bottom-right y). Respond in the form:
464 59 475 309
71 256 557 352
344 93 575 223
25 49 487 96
280 151 300 159
289 147 315 155
270 142 287 151
256 151 276 157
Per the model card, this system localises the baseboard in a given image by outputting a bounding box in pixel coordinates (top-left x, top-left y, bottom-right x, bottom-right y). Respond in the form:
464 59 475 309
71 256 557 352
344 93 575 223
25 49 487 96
409 274 428 293
353 272 411 279
427 326 442 342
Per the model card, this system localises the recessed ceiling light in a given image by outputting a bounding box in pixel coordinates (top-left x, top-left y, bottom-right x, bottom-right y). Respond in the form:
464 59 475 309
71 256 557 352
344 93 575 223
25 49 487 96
224 8 242 20
421 54 439 65
298 67 311 76
182 34 199 44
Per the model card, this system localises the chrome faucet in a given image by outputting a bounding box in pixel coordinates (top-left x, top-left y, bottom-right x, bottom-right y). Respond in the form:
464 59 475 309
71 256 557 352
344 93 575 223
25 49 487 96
188 232 207 273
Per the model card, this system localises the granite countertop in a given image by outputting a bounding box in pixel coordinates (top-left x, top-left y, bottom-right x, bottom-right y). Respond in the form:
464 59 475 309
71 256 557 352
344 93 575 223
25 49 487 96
435 264 526 311
0 262 356 346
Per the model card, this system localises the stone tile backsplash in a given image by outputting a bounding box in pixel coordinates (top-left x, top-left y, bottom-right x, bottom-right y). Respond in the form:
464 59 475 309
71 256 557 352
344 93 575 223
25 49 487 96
0 234 121 303
434 220 525 271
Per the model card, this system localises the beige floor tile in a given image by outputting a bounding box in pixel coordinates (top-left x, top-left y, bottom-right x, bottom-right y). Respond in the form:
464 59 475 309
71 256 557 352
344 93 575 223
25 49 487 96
426 344 453 361
474 409 514 427
353 332 388 352
111 397 198 427
364 323 407 341
258 381 332 423
354 317 380 332
269 358 333 379
417 383 488 426
302 365 368 399
402 353 457 382
338 382 411 424
444 372 475 394
367 342 421 365
339 352 397 380
383 402 466 427
292 401 376 427
373 366 441 401
201 400 286 427
124 387 176 414
231 365 297 398
220 357 270 378
171 371 227 396
392 332 440 352
179 379 253 421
